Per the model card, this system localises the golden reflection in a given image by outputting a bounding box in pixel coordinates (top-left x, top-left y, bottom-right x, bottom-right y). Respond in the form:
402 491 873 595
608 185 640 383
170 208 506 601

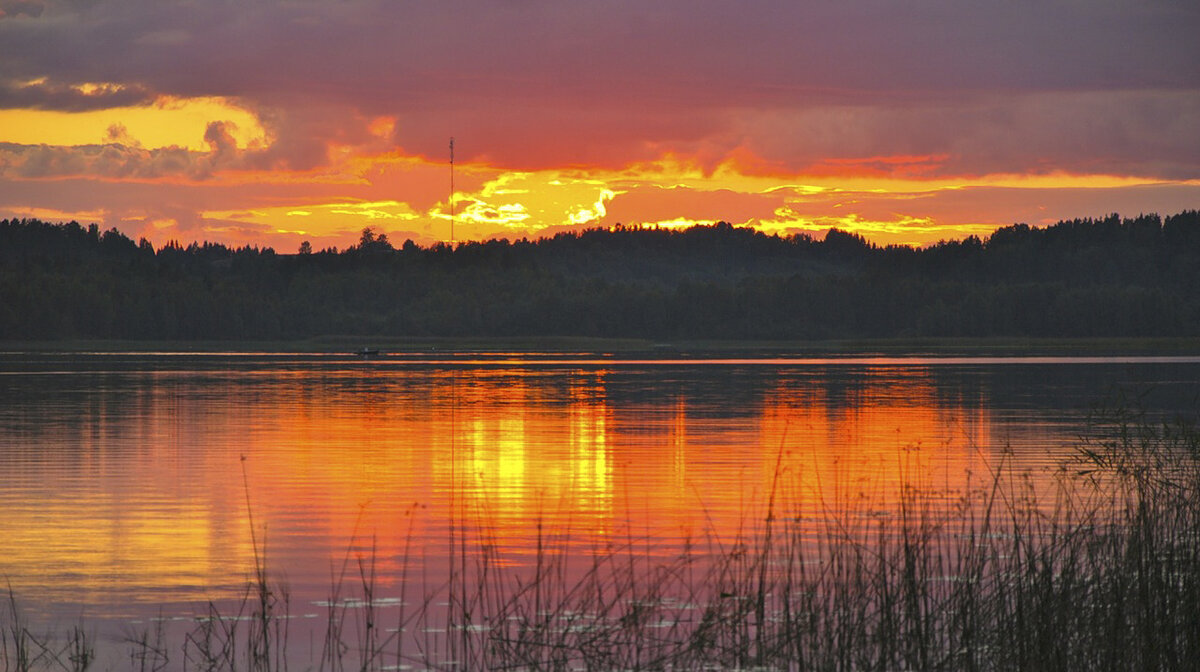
468 415 529 505
567 377 613 520
231 366 1007 559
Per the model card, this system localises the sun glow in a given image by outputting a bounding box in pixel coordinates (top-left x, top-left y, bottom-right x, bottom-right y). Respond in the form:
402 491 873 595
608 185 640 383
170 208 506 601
5 124 1195 251
760 211 999 247
179 154 1190 251
0 95 266 150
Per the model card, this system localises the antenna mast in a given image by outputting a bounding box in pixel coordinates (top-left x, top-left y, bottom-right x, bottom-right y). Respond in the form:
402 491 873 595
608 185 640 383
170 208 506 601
449 137 455 245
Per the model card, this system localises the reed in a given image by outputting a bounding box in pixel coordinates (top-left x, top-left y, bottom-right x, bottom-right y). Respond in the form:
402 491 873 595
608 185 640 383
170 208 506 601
4 585 95 672
4 406 1198 671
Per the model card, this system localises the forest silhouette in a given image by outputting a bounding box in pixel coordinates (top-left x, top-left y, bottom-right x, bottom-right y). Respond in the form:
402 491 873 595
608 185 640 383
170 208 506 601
2 211 1198 341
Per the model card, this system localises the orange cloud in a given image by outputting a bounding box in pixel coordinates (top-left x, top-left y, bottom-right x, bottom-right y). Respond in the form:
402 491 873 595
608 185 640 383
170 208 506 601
0 95 1197 252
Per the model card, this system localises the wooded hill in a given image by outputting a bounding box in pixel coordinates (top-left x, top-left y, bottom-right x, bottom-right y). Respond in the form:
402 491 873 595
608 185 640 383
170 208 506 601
2 211 1198 341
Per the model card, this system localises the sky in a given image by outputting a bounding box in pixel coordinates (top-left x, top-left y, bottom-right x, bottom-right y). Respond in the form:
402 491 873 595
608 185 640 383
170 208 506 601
0 0 1197 250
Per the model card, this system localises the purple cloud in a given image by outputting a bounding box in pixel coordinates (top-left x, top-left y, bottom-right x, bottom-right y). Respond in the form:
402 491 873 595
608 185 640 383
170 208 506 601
0 0 1197 247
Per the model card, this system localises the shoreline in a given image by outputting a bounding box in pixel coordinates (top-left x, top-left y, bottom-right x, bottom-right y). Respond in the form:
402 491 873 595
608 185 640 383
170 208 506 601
3 335 1200 357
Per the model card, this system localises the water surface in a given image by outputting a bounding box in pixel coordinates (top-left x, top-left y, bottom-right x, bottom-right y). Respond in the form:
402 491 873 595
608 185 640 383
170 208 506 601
2 352 1197 657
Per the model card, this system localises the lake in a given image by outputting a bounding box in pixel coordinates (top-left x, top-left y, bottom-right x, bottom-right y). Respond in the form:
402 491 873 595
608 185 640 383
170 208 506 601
2 351 1198 668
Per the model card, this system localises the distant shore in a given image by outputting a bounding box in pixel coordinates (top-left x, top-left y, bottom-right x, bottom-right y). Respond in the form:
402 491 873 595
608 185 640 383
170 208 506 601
4 336 1200 357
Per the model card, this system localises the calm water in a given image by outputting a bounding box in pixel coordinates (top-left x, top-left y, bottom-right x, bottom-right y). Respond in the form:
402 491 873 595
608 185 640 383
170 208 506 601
2 352 1198 661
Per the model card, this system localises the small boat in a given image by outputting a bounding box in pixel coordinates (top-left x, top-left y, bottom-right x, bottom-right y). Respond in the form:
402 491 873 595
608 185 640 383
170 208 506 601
355 348 381 358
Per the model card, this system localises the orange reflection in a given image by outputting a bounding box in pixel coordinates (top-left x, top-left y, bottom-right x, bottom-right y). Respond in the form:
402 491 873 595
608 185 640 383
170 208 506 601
1 381 257 613
757 371 993 527
2 362 1072 616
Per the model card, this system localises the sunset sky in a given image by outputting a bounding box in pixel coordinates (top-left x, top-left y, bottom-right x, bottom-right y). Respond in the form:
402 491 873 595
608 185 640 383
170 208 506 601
1 0 1197 250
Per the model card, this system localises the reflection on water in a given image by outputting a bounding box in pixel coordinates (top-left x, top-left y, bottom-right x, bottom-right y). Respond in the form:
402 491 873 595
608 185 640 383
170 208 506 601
1 354 1198 627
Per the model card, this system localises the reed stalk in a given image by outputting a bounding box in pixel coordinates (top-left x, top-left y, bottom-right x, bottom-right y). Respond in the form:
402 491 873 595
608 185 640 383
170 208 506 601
4 406 1198 670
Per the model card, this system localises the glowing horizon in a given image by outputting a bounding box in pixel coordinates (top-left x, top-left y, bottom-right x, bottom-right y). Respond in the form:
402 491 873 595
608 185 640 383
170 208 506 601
1 1 1196 251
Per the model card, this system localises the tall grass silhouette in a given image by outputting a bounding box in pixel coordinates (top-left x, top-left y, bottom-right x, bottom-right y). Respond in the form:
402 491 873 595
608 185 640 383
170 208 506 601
4 403 1198 670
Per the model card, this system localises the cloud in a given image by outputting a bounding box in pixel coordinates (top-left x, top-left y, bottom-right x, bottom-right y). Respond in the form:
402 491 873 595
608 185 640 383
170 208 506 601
728 90 1200 179
602 185 783 227
0 102 398 179
0 78 156 111
0 141 199 179
202 120 235 152
0 0 1197 249
0 0 1194 177
0 1 43 19
105 122 136 145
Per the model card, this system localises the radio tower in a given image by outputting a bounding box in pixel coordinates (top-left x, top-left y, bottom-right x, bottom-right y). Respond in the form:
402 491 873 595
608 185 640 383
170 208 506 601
449 137 455 246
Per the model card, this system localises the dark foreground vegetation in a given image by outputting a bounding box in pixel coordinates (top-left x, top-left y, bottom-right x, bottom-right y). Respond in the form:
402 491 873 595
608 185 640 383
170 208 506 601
3 405 1200 671
2 211 1199 341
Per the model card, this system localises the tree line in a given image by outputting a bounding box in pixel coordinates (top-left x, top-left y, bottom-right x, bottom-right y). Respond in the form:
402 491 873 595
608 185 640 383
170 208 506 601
1 211 1198 341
